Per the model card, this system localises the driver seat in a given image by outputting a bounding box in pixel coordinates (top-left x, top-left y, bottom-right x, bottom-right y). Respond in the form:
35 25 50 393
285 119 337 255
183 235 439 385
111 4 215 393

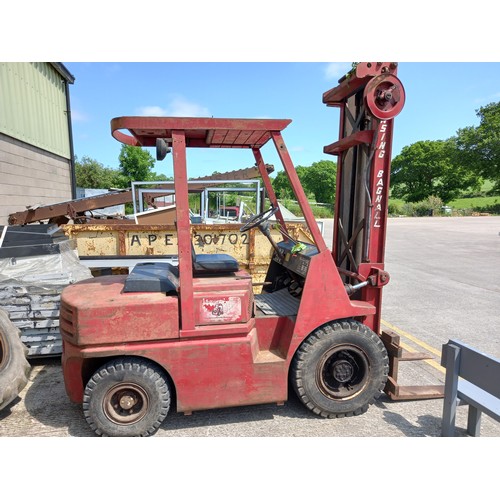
191 243 239 275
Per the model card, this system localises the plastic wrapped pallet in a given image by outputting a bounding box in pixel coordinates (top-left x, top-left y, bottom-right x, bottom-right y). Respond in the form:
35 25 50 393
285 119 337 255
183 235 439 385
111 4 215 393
0 235 92 357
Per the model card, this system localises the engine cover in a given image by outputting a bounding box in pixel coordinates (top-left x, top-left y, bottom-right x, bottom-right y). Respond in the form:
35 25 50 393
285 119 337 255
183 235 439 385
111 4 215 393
192 272 253 326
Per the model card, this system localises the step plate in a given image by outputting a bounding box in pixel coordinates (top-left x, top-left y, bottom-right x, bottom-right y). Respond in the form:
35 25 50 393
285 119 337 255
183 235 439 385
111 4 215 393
254 289 300 316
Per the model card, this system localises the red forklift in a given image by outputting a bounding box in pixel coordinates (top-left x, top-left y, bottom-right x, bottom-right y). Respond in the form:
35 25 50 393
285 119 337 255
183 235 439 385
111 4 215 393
60 62 406 436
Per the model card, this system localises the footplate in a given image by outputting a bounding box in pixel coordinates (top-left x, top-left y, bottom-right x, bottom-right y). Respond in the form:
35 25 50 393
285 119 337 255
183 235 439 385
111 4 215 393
381 330 445 401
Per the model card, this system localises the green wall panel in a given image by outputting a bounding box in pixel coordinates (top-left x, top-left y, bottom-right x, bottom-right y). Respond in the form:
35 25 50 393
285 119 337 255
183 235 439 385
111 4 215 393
0 62 71 159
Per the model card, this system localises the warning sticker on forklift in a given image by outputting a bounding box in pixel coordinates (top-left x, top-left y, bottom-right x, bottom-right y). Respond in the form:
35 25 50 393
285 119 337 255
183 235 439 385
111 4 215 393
200 297 242 323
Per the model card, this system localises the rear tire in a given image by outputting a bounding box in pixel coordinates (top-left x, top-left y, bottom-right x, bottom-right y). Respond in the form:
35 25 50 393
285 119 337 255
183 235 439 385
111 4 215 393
83 357 171 437
0 309 31 411
291 320 388 418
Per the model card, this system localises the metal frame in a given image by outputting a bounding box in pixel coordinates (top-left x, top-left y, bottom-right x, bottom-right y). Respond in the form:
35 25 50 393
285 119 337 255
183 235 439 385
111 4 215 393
203 181 260 221
441 340 500 437
131 180 261 217
8 165 269 225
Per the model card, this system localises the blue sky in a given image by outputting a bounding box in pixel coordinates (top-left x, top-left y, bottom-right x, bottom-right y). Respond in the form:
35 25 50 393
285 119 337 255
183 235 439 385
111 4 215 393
65 62 500 180
5 2 498 181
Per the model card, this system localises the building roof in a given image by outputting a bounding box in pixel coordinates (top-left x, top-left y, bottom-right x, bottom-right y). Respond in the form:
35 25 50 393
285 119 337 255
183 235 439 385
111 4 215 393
50 63 75 84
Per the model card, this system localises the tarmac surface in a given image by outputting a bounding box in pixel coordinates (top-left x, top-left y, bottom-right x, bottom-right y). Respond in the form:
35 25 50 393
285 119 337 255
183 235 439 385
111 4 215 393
1 216 499 438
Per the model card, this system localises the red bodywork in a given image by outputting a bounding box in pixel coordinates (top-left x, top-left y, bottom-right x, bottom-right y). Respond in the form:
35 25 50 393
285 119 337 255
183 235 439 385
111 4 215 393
60 63 404 413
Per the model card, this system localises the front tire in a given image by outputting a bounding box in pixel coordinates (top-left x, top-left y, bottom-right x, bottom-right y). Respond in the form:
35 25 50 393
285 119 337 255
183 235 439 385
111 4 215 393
83 357 171 437
0 309 31 411
291 320 388 418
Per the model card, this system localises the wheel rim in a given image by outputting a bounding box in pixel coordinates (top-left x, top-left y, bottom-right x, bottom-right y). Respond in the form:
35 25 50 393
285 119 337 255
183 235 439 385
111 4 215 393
316 344 370 400
103 383 149 425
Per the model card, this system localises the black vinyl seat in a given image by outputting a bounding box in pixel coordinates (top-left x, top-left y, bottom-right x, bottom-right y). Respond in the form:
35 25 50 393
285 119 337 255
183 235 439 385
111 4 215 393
124 262 179 293
192 243 239 275
123 247 239 293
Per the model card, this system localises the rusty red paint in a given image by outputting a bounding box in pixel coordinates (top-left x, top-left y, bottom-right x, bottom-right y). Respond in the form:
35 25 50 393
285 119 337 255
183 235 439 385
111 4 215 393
60 275 180 345
192 272 253 326
8 190 134 225
324 130 374 155
323 62 399 105
253 148 287 232
111 116 292 148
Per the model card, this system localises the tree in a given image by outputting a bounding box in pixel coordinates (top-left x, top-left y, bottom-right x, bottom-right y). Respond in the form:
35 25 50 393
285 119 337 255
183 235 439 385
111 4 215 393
455 101 500 193
390 140 481 203
300 160 337 204
271 170 289 199
272 160 337 204
118 144 157 186
150 172 170 182
75 156 124 189
272 167 305 200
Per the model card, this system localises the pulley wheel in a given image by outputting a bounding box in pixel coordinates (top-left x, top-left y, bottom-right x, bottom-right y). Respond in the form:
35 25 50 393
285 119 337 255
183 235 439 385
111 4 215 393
364 74 405 120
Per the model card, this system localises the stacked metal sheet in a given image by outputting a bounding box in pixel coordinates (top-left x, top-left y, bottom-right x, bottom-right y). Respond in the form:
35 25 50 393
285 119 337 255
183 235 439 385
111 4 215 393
0 225 92 357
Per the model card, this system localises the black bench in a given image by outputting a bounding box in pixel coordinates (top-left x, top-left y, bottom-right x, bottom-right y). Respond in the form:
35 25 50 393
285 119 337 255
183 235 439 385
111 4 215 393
441 339 500 437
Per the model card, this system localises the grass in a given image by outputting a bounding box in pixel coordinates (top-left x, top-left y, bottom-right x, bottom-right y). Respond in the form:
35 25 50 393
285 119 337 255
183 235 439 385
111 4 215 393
280 195 500 216
389 198 405 209
390 196 499 210
448 196 499 210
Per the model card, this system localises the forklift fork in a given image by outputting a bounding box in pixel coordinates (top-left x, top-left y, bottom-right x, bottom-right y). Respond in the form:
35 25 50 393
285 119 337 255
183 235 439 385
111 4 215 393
381 329 445 401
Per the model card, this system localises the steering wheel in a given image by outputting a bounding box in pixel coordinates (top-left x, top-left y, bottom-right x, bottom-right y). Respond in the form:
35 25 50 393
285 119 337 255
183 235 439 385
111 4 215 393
239 205 279 232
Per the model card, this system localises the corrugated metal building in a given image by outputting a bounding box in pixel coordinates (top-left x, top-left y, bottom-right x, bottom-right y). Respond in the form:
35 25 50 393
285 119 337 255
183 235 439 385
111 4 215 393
0 62 76 225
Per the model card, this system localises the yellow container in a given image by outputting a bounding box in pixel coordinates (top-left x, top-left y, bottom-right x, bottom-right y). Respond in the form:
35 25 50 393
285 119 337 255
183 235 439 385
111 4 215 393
63 222 315 291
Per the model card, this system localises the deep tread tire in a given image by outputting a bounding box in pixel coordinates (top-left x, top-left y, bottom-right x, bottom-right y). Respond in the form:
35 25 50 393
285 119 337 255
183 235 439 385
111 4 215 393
83 357 171 437
291 320 389 418
0 309 31 411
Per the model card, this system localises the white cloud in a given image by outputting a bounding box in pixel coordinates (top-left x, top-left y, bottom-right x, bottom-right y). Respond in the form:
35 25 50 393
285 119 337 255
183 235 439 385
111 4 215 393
324 62 352 80
137 106 168 116
169 97 210 117
137 96 210 117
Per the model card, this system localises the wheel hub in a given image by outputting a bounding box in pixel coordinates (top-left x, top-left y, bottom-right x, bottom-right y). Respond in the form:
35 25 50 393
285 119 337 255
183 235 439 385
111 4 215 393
119 392 137 410
331 359 354 383
317 344 370 400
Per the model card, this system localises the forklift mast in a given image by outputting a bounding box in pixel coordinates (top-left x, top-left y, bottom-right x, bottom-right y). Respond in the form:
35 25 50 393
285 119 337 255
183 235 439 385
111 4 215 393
323 62 405 334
